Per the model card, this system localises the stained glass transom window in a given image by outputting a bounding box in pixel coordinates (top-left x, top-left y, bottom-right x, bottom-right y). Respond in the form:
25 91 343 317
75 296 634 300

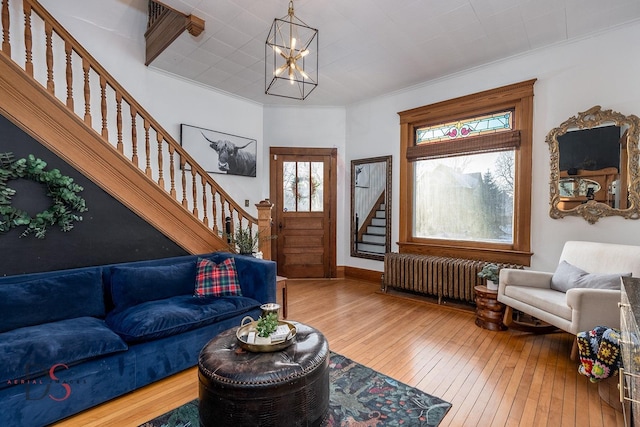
416 110 513 144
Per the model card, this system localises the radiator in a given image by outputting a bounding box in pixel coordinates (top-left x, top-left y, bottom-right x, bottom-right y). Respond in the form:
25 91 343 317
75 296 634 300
382 253 521 304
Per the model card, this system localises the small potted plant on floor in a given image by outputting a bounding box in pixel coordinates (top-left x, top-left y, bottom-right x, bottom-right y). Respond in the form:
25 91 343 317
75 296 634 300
226 225 276 257
228 226 260 255
478 263 500 291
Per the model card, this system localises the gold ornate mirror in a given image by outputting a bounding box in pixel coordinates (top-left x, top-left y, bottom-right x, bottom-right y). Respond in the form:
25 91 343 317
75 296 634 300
547 105 640 223
350 156 392 260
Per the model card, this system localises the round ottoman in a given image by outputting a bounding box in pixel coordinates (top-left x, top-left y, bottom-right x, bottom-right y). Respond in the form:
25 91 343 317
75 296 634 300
198 322 329 427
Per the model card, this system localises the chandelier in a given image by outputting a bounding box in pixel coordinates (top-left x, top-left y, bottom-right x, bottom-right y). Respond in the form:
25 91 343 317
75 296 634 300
265 1 318 100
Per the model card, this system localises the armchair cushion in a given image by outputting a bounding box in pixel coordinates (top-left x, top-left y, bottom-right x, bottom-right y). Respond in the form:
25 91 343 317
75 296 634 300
504 285 571 320
551 260 630 292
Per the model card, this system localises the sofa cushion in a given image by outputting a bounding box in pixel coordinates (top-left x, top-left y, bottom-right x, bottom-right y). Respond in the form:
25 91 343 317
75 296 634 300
110 261 197 310
194 257 242 297
106 295 260 343
551 260 630 292
0 270 104 333
0 317 128 386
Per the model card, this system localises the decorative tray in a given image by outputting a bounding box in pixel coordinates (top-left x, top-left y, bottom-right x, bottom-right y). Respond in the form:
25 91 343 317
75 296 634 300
236 316 297 353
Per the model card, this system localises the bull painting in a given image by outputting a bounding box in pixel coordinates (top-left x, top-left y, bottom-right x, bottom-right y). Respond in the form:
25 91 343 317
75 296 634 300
201 133 256 177
179 124 257 178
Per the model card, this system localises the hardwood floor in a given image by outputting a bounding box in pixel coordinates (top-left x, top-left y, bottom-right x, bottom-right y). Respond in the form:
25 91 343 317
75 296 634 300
53 278 624 427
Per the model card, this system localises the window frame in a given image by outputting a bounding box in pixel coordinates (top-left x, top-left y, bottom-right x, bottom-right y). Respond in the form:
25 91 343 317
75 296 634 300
398 80 535 266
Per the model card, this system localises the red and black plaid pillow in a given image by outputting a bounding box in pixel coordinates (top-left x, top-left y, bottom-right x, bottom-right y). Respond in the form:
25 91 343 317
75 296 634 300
194 257 242 297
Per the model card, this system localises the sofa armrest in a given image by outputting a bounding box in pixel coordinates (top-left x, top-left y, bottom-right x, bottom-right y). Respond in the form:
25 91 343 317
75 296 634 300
566 288 621 332
499 269 553 290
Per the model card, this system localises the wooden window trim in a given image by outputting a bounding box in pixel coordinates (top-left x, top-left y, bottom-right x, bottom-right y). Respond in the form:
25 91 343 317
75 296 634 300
398 80 536 266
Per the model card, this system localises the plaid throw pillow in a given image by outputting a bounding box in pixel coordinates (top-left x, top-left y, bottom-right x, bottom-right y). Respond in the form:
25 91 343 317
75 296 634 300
194 257 242 297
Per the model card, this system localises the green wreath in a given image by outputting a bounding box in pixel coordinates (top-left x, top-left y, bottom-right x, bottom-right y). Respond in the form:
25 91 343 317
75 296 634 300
0 152 88 239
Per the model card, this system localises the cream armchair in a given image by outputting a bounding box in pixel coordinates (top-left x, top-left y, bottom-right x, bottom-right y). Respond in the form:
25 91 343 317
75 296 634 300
497 241 640 336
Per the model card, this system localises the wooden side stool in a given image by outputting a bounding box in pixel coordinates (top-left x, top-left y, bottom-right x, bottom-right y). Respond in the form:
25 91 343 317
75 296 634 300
474 285 507 331
277 276 288 319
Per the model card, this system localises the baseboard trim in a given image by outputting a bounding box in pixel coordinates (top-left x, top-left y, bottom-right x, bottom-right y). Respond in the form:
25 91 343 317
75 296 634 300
343 266 383 283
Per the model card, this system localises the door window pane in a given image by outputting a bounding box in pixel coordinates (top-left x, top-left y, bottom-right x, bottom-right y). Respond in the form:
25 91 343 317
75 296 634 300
283 161 296 212
311 162 324 211
282 161 324 212
297 162 311 212
414 150 515 243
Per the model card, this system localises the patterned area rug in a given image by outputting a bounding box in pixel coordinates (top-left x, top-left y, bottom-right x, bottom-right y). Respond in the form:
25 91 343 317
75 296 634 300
141 352 451 427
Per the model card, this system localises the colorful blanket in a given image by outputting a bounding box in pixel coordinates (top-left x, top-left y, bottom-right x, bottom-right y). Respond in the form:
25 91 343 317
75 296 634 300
576 326 621 382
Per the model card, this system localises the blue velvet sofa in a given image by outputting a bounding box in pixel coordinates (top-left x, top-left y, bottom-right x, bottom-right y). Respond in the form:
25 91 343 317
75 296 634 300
0 252 276 427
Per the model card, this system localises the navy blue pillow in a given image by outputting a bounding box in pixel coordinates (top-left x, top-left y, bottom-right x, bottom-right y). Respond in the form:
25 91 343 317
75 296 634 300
0 317 128 386
0 270 105 333
106 295 260 342
109 261 197 310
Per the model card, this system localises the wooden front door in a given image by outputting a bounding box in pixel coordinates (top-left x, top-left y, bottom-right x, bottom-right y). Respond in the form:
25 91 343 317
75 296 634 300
270 147 337 278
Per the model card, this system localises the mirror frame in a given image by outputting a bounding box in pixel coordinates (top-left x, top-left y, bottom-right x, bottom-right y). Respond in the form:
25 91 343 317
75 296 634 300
547 105 640 224
350 155 392 261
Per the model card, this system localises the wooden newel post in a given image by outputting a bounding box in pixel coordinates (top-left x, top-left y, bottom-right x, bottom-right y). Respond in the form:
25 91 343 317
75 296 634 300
255 199 274 260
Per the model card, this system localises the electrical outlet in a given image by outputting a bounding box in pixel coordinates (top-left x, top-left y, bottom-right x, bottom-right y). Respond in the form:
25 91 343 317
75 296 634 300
245 199 249 207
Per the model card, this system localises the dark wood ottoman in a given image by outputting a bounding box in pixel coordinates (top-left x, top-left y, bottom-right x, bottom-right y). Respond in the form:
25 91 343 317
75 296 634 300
198 322 329 427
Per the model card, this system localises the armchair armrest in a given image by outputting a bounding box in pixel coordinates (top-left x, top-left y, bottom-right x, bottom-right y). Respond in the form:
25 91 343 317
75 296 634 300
566 288 621 332
499 269 553 290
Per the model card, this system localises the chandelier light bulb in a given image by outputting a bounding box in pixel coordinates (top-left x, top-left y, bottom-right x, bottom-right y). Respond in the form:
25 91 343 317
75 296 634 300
274 64 286 76
295 64 309 79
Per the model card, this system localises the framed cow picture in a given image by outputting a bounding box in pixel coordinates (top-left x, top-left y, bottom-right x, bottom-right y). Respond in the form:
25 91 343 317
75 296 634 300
180 124 257 177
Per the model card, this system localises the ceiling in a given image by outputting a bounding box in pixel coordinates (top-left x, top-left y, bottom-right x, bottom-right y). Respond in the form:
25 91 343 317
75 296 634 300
141 0 640 106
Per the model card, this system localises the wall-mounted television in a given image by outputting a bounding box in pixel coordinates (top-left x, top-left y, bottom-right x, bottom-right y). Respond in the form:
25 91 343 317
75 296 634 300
558 125 621 171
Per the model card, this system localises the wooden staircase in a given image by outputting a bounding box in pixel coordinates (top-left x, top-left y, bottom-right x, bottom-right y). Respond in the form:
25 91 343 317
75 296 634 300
356 199 386 255
0 0 272 256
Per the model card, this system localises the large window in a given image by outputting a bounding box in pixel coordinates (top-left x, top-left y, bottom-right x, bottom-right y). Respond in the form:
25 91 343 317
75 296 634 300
398 80 535 265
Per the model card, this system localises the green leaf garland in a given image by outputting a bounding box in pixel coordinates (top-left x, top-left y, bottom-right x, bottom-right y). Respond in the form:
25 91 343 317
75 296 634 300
0 152 88 239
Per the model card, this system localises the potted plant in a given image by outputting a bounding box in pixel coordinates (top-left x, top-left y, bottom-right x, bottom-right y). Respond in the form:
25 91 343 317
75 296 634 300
254 312 279 344
228 226 260 255
478 263 500 291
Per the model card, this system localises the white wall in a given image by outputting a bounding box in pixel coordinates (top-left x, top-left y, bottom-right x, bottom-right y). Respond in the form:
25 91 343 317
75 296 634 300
345 21 640 272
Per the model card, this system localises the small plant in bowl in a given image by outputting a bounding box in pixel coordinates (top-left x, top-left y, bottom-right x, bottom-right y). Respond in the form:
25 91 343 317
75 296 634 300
478 263 500 290
255 312 279 343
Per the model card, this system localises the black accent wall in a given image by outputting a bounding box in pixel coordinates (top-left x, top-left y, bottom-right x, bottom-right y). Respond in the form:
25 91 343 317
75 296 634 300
0 113 188 276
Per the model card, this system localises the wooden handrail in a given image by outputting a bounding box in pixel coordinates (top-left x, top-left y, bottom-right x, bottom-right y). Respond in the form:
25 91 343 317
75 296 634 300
0 0 270 254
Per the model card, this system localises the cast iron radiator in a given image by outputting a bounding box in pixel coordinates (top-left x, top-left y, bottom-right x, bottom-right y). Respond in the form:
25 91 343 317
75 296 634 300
382 253 522 304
